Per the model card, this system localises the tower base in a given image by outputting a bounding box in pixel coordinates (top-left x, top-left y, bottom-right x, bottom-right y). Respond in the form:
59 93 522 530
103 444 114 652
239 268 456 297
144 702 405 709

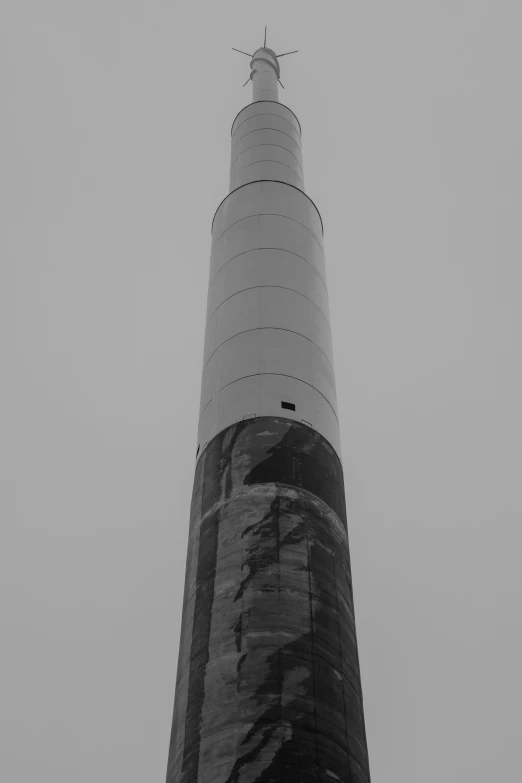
167 417 370 783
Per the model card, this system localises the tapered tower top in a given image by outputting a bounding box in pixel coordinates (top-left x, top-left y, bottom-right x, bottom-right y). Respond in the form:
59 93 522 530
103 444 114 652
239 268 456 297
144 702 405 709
232 26 298 103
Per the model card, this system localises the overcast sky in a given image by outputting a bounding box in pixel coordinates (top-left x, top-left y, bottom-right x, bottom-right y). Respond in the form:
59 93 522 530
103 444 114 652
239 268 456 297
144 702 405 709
2 1 521 781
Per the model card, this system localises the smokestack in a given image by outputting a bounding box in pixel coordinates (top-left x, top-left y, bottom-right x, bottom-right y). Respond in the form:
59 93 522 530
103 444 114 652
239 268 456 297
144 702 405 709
166 31 372 783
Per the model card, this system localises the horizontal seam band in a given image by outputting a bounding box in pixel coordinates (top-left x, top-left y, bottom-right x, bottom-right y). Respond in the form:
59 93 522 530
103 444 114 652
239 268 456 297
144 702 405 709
202 325 334 376
212 180 324 235
214 214 323 252
231 142 303 169
206 285 331 332
232 126 300 152
231 100 302 135
235 159 304 181
199 372 339 422
210 247 328 290
232 112 301 139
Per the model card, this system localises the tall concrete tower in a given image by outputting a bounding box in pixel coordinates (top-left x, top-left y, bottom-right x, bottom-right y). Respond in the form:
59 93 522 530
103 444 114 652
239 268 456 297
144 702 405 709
166 33 371 783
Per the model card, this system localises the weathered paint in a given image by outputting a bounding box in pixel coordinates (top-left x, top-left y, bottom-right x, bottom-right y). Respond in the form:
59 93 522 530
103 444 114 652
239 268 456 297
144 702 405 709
166 417 371 783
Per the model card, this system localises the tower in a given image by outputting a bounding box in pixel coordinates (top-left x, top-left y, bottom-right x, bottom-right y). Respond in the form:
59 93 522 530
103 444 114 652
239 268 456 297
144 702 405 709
166 31 371 783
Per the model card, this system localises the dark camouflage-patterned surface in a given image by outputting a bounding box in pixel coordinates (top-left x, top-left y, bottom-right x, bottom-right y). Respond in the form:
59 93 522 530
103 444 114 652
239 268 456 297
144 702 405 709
166 417 370 783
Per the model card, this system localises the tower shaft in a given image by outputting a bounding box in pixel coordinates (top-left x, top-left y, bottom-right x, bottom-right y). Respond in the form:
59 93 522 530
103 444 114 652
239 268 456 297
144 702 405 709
166 48 371 783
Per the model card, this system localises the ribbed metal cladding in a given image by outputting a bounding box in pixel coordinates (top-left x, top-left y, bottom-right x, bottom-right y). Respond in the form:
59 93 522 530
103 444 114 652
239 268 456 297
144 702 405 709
199 97 337 456
230 101 304 190
166 51 371 783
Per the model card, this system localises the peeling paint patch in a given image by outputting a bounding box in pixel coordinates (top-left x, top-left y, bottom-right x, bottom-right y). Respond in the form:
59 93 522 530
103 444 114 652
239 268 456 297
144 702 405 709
326 770 342 780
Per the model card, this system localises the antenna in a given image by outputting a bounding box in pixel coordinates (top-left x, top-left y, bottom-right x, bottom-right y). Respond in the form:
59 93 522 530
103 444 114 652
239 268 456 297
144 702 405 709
232 28 298 89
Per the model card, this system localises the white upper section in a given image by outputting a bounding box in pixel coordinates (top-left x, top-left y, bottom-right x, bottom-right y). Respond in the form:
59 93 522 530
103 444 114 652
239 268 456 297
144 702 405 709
198 176 340 455
196 94 340 457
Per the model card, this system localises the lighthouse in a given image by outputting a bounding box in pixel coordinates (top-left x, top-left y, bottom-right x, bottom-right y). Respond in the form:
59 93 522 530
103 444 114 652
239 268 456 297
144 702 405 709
166 32 372 783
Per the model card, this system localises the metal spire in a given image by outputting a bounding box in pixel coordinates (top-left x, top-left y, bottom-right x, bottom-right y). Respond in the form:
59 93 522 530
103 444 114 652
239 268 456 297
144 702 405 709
232 27 298 89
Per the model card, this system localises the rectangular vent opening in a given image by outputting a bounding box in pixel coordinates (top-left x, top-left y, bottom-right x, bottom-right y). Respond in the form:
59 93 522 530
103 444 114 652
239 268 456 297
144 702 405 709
281 401 296 411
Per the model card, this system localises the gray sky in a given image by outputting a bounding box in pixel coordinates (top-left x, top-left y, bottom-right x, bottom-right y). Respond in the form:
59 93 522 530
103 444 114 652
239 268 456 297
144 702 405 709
2 1 521 781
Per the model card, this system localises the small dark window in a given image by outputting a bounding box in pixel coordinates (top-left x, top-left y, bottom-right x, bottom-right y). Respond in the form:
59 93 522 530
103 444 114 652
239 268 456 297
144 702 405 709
196 444 200 457
281 401 296 411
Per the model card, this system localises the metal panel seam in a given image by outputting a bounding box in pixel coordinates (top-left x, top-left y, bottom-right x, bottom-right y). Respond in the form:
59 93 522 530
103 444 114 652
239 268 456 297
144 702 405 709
213 213 323 249
202 327 335 376
333 556 353 772
212 180 324 234
199 373 339 421
231 100 302 135
206 284 331 328
232 126 301 152
306 530 321 773
232 113 301 139
195 416 344 472
235 159 304 180
210 247 329 290
232 142 304 169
